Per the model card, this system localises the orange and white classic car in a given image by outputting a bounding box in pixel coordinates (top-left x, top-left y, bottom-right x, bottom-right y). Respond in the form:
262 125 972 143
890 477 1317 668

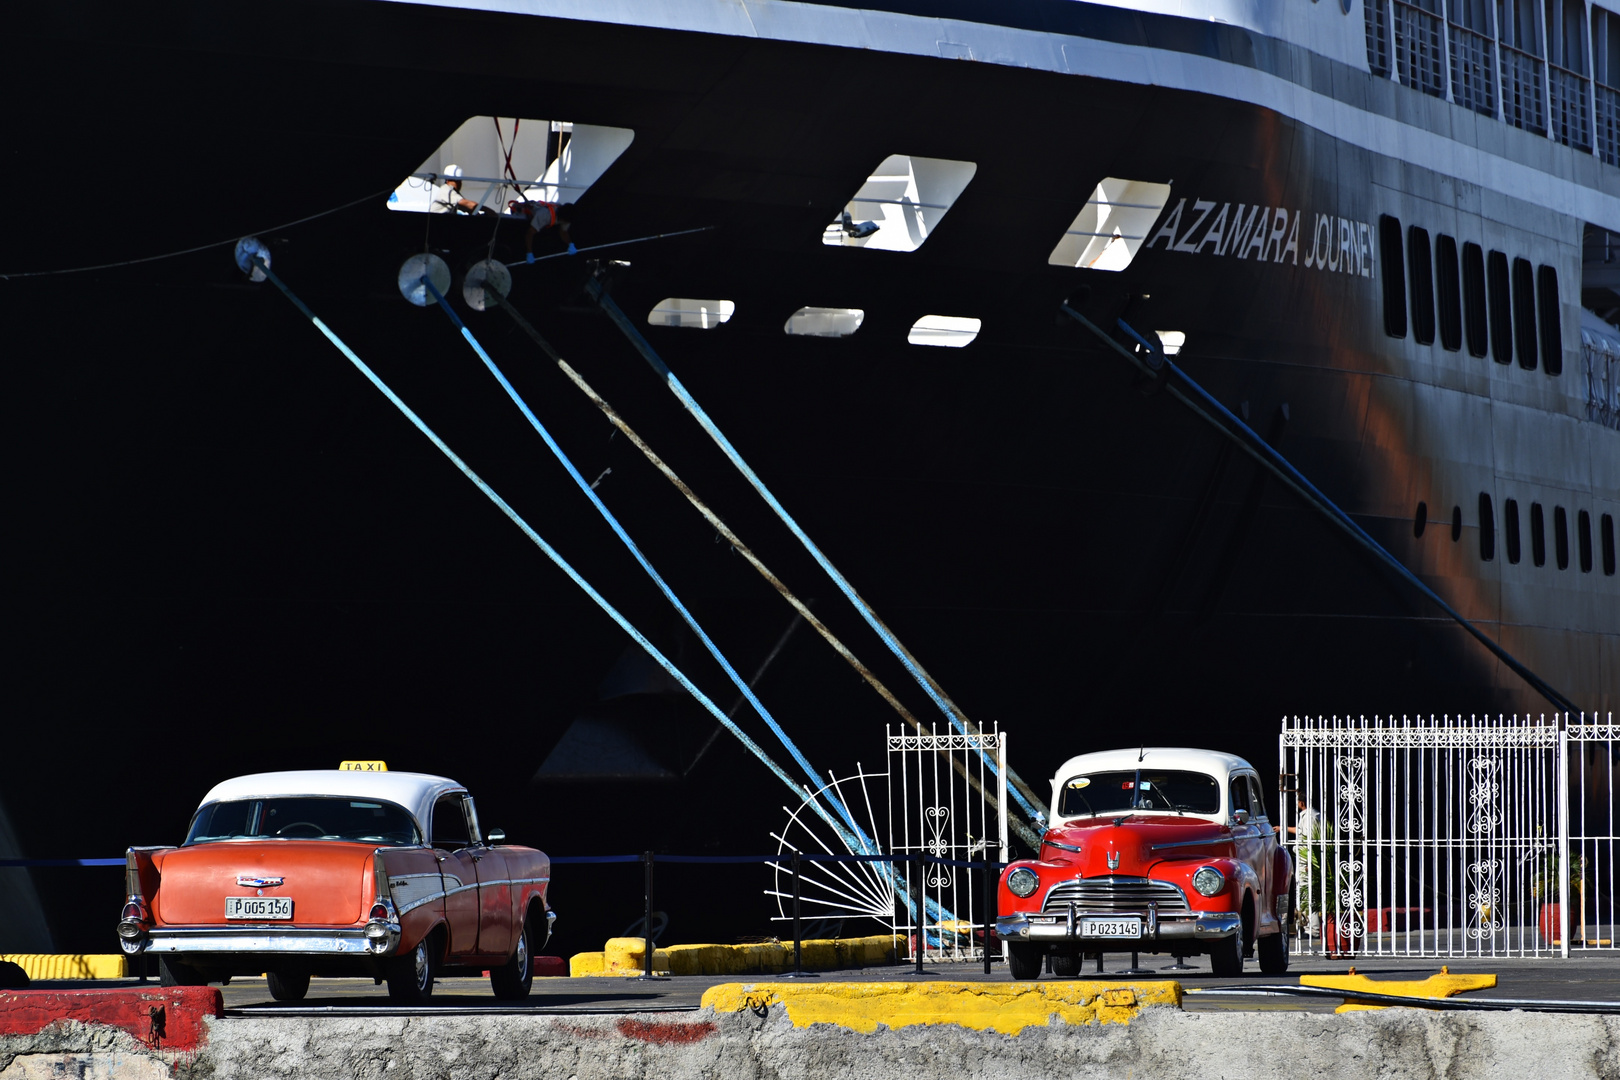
116 769 552 1002
997 748 1291 979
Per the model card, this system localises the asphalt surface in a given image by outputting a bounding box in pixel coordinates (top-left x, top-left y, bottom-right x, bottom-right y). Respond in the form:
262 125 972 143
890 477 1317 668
40 952 1620 1015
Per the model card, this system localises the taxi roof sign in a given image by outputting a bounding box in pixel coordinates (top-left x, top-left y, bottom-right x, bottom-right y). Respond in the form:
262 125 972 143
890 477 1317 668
338 760 388 772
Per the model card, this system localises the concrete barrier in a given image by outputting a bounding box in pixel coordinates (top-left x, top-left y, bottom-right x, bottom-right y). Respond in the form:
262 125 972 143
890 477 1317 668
0 956 126 981
573 935 902 977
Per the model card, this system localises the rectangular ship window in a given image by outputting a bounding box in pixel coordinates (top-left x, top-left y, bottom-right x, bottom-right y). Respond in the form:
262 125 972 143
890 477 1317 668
648 298 735 329
387 117 633 216
1513 256 1539 369
1504 498 1522 563
1436 234 1463 350
1531 501 1547 566
1380 215 1408 338
1047 178 1173 272
784 307 864 337
1538 264 1564 374
1488 249 1514 365
1555 505 1570 569
1409 225 1436 345
824 155 977 253
1463 242 1489 357
908 315 981 348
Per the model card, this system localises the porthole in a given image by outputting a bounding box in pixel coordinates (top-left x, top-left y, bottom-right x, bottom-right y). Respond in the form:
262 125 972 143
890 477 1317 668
1531 502 1547 567
784 307 864 338
907 315 981 348
1579 509 1594 573
1479 492 1495 562
1504 498 1522 564
647 298 735 329
1156 330 1186 356
1414 501 1428 538
1555 506 1570 570
1451 504 1463 542
1603 513 1617 576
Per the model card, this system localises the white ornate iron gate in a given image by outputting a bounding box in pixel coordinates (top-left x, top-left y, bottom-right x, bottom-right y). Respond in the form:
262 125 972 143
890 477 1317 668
1281 714 1616 958
889 725 1009 962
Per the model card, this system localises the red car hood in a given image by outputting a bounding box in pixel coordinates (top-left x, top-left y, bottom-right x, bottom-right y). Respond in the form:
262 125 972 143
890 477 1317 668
1041 816 1233 875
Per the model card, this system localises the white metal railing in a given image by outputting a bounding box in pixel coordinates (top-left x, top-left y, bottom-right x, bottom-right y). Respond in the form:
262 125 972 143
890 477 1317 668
1448 22 1497 116
1393 1 1446 97
1366 0 1392 77
1501 42 1549 134
1596 84 1620 165
1550 64 1593 150
1280 714 1618 959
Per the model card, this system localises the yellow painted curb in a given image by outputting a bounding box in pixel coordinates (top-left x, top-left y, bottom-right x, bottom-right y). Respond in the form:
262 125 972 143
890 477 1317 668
576 935 902 977
0 954 127 980
702 980 1182 1035
1301 969 1497 1012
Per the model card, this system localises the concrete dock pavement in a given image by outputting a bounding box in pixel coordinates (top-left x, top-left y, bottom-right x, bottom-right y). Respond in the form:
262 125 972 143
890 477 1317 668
11 956 1620 1078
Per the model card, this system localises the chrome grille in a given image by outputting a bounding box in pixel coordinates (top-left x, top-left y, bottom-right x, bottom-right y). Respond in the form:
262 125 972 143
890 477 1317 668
1042 876 1189 916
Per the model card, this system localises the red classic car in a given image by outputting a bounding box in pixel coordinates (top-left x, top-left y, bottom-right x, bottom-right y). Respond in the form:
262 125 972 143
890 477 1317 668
997 748 1290 979
115 769 552 1002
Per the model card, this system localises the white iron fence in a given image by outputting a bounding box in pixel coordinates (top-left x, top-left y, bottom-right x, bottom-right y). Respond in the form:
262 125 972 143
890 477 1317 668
1281 714 1615 958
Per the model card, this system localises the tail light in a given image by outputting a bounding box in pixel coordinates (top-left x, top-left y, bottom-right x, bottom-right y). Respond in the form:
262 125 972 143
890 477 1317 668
370 903 389 921
121 901 146 923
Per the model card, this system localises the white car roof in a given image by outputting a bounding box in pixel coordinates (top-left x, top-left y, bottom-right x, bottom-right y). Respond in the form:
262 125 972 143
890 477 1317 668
196 771 465 832
1048 748 1256 822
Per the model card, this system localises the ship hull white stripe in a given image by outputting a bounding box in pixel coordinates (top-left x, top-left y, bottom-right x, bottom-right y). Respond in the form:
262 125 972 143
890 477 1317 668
387 0 1620 231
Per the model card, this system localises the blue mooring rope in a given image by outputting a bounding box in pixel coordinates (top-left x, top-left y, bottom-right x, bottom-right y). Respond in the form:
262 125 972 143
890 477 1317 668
586 280 1045 828
418 277 871 854
248 257 839 834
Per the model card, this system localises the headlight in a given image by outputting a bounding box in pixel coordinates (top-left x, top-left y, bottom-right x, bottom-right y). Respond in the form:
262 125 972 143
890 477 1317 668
1006 868 1040 898
1192 866 1225 896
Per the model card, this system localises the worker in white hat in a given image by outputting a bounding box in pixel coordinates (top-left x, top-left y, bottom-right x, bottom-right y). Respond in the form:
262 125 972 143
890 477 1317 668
431 165 481 215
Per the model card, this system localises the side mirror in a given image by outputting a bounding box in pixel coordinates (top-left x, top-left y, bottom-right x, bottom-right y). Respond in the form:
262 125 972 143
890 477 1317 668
1232 809 1251 826
486 828 506 844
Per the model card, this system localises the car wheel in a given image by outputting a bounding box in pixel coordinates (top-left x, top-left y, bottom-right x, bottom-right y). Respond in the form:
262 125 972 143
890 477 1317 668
267 971 310 1002
386 937 436 1003
158 957 207 987
1257 928 1289 975
1007 943 1042 981
490 920 534 1000
1048 952 1081 978
1209 931 1244 977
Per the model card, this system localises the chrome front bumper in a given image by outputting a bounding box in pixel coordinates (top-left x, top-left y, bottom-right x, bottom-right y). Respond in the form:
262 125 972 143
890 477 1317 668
134 925 401 957
996 911 1241 943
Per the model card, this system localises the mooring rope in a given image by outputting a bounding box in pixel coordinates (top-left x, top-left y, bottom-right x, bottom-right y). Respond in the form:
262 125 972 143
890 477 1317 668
418 277 872 850
586 279 1050 827
484 289 1043 850
247 256 856 847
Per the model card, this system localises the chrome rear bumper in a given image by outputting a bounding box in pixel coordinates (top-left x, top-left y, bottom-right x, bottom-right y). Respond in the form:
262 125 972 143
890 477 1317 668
136 926 397 956
996 911 1240 943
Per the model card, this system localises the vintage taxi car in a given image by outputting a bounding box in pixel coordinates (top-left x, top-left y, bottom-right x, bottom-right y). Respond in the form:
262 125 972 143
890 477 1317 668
115 770 553 1002
997 748 1290 979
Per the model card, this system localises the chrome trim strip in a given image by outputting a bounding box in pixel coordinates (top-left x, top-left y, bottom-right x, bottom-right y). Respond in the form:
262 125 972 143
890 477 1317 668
1150 837 1232 851
1041 839 1081 853
145 928 383 956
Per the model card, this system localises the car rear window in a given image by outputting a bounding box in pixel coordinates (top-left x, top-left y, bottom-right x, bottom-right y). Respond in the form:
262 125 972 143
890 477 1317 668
1057 770 1221 817
186 797 421 846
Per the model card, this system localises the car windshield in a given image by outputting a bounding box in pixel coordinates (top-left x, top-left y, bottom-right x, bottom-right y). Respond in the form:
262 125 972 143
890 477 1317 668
185 797 421 846
1056 770 1221 817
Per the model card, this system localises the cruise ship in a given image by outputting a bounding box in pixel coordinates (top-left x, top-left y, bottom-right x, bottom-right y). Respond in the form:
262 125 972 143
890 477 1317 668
3 0 1617 952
